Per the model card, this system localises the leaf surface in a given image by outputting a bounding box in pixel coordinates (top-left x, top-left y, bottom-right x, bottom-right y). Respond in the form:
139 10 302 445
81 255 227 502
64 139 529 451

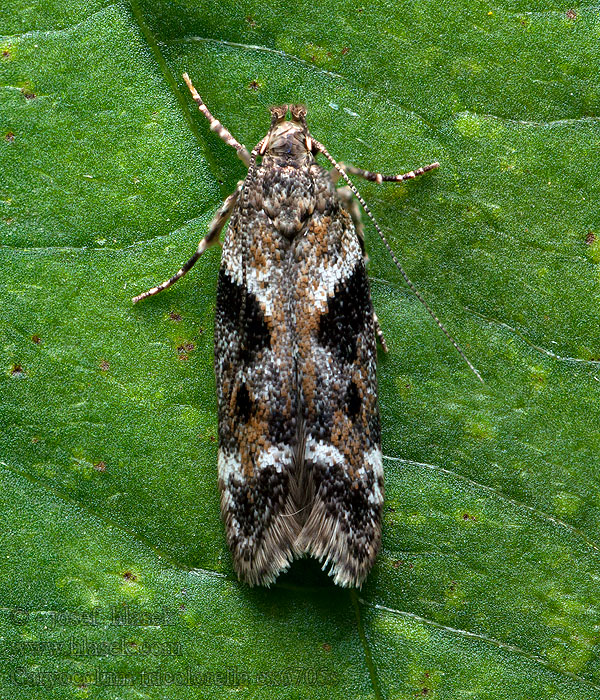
1 1 599 697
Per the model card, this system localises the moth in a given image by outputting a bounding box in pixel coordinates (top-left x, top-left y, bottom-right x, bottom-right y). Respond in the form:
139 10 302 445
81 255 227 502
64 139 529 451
133 73 465 587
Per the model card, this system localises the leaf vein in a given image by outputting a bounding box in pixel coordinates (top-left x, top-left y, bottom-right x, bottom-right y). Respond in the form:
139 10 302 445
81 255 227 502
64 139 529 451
0 460 226 577
384 456 600 551
359 599 600 691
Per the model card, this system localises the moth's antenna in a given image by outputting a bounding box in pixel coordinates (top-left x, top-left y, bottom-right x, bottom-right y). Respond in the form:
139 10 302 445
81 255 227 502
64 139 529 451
312 139 483 384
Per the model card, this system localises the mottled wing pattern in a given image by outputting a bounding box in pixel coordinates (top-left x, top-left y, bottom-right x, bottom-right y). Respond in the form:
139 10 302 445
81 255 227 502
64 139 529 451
216 157 382 587
292 164 383 587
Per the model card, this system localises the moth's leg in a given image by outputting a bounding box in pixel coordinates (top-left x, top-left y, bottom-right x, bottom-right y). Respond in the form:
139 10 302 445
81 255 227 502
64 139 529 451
332 160 439 184
373 311 389 353
336 185 364 242
183 72 252 168
132 183 242 304
333 159 439 235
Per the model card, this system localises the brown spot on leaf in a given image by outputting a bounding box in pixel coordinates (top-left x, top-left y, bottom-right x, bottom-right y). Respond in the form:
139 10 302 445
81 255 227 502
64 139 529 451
99 359 110 371
31 334 41 344
393 560 404 568
341 47 350 55
566 8 577 19
248 80 261 91
11 363 23 376
177 342 195 360
31 436 40 443
5 131 15 143
169 311 182 322
531 369 546 385
2 50 10 59
21 88 35 100
122 571 137 582
245 15 257 27
93 461 106 472
462 512 477 521
585 231 596 245
322 643 331 652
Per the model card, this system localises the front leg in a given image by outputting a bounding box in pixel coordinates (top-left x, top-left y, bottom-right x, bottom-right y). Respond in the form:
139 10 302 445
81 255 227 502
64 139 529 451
332 160 439 184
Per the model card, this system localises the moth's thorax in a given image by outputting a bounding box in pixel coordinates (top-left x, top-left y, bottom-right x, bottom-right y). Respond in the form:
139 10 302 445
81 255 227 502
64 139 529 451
255 160 318 239
264 119 313 167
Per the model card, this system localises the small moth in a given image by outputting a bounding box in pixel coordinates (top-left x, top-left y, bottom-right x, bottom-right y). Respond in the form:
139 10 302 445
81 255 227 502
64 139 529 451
133 73 470 587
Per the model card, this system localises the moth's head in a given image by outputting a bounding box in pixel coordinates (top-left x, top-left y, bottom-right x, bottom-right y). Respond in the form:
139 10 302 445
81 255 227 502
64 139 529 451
262 104 313 159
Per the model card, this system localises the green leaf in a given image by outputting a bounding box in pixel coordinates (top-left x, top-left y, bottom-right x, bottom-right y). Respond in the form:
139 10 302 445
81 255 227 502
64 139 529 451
1 1 599 698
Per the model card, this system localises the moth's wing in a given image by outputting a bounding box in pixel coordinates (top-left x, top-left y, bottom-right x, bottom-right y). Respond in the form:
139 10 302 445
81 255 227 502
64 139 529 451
293 178 383 587
215 203 301 586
